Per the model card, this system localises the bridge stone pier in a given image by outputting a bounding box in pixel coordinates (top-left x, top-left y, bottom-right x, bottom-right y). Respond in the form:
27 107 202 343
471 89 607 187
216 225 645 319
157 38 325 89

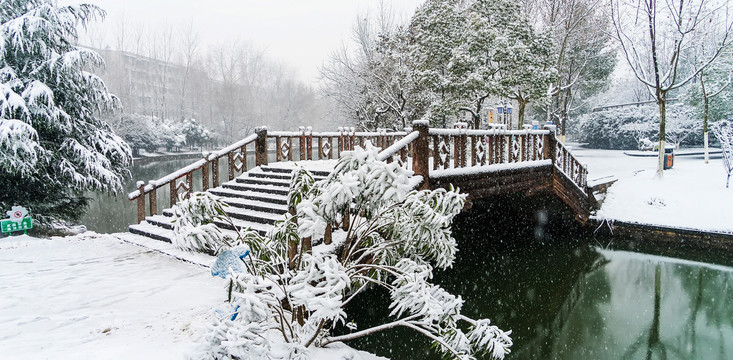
128 120 601 242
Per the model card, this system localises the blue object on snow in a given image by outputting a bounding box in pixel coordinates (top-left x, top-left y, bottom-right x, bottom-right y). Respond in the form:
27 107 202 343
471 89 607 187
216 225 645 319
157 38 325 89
214 303 241 321
230 304 240 321
211 246 250 278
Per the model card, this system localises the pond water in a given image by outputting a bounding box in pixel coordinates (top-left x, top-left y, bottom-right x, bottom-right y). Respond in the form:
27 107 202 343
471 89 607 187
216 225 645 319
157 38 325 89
342 212 733 360
80 155 210 233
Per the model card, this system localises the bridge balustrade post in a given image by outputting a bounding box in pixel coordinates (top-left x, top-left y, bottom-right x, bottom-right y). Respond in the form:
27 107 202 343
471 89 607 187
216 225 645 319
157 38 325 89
186 173 193 200
337 127 344 156
212 157 220 188
227 152 235 181
306 126 313 161
136 181 146 223
412 120 430 190
299 126 306 161
255 127 269 166
148 180 157 216
543 127 556 163
169 180 177 207
202 152 210 192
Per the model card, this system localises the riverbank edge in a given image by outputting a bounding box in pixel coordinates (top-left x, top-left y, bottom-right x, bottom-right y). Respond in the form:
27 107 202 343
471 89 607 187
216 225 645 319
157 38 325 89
588 217 733 251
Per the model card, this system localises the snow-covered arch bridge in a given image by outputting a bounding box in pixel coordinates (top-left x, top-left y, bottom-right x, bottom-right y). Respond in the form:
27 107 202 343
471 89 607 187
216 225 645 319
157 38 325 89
127 121 600 243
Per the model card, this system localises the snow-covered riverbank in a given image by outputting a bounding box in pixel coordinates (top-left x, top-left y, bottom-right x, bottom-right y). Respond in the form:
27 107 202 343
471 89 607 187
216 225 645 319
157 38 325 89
575 147 733 234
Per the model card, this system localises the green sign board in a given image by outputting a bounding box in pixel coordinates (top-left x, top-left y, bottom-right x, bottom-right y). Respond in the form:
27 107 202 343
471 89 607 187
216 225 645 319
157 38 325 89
1 217 33 234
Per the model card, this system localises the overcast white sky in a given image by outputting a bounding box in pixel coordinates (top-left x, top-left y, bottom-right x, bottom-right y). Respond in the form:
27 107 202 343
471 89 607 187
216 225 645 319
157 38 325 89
71 0 424 85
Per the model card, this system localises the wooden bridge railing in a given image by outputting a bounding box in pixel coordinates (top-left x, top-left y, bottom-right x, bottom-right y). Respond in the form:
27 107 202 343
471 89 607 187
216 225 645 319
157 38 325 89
129 126 407 223
129 121 588 223
374 121 587 191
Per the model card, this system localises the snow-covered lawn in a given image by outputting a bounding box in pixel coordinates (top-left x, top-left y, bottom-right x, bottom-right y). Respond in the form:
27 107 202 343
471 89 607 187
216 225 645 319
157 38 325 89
0 233 386 360
0 233 224 359
574 147 733 233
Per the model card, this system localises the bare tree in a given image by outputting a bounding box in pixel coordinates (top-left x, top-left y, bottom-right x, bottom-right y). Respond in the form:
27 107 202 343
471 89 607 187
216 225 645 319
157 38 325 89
689 44 732 163
320 3 411 130
114 9 128 52
610 0 733 175
535 0 616 142
177 20 200 120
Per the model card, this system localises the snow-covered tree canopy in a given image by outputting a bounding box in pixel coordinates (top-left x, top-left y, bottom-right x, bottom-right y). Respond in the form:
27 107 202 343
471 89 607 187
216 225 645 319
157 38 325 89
0 0 131 220
407 0 557 127
321 0 559 130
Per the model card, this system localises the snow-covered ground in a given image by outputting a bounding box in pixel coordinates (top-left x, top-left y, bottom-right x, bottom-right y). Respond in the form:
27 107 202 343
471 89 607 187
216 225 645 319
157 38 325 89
574 147 733 234
0 233 385 360
0 233 223 359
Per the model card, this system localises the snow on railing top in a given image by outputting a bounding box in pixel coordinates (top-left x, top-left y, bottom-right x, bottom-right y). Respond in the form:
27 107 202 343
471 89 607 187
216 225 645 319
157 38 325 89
431 159 553 178
376 131 419 162
207 133 258 161
128 158 209 200
268 130 408 137
429 128 550 136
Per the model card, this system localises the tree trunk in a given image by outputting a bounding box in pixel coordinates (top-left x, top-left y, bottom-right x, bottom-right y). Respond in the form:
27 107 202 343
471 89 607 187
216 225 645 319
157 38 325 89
657 95 667 176
702 78 710 164
517 100 527 130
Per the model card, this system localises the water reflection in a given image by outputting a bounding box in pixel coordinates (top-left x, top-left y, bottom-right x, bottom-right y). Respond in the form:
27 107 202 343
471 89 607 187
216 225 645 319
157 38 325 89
343 227 733 360
551 249 733 360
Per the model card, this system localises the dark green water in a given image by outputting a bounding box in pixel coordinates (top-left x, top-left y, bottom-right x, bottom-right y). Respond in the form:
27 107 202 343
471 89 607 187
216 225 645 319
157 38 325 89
342 211 733 360
79 155 237 233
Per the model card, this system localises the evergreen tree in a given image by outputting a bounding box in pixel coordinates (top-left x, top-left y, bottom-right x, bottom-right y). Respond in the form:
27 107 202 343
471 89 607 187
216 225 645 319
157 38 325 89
0 0 131 221
408 0 557 128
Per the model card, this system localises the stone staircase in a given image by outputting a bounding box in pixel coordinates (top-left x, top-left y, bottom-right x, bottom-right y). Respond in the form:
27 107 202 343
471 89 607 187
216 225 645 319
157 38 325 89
128 165 331 243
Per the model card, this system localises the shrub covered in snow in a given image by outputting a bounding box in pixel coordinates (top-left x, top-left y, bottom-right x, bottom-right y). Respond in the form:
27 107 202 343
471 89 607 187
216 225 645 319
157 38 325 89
0 0 132 222
170 192 233 254
188 143 512 360
114 114 217 155
574 103 701 149
711 120 733 188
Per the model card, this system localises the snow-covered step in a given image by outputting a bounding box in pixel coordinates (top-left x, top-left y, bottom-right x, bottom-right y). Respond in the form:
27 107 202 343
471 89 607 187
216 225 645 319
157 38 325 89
222 182 289 196
221 197 289 214
245 170 325 179
144 214 176 230
213 217 272 236
129 221 175 243
209 188 289 205
261 165 331 177
235 177 292 188
225 206 287 225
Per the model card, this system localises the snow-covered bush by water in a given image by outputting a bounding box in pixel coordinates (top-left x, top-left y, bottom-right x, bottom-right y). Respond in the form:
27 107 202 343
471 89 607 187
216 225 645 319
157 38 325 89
0 0 132 221
114 114 217 155
574 103 701 149
180 143 512 360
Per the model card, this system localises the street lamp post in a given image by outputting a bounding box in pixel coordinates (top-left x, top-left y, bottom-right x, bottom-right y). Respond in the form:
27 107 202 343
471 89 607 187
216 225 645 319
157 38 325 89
506 102 513 130
496 100 514 129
